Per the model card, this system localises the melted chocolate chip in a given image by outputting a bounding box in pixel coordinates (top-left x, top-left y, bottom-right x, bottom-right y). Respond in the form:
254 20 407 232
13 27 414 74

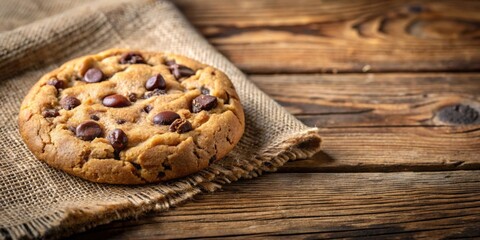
102 94 131 108
60 96 81 110
146 74 166 91
108 129 128 151
47 79 65 89
166 60 195 79
176 66 195 79
192 95 218 113
144 89 166 98
169 119 193 133
120 52 145 64
153 111 180 125
84 68 104 83
76 121 103 141
158 172 166 178
90 115 100 121
143 105 153 113
42 108 59 118
128 93 137 102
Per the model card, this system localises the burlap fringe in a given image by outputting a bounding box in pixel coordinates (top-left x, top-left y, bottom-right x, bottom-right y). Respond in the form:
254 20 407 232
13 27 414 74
1 128 320 240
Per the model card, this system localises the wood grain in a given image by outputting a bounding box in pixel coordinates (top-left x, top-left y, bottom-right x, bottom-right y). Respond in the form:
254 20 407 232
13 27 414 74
283 126 480 172
248 73 480 171
249 73 480 127
173 0 480 73
73 172 480 239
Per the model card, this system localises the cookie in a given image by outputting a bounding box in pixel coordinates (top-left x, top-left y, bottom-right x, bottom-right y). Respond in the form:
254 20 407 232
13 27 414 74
18 49 245 184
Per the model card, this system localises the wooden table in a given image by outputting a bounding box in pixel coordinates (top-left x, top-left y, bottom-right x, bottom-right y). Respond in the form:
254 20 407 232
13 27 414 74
74 1 480 238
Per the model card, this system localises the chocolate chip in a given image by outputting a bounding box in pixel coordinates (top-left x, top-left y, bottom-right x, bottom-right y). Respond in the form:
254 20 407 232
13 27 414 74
146 74 166 91
158 172 166 178
90 115 100 121
144 88 166 98
47 79 65 89
176 66 195 79
120 52 145 64
42 108 59 118
143 105 153 113
83 68 104 83
76 121 103 141
192 95 217 113
60 96 81 110
102 94 131 108
108 129 128 151
153 111 180 125
200 87 210 95
116 119 126 124
166 60 195 79
169 119 193 133
128 93 137 102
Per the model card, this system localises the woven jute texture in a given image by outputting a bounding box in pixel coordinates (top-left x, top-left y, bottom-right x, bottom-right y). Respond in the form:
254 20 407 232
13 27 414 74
0 0 321 239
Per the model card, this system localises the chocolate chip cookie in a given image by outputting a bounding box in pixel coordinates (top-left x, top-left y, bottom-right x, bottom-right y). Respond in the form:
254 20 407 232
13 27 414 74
18 49 245 184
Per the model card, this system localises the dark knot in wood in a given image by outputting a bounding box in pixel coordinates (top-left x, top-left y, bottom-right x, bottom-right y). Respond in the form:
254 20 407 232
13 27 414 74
437 104 478 125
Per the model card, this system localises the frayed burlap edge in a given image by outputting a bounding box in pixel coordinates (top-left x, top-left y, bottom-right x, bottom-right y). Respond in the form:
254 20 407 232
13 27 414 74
2 128 320 239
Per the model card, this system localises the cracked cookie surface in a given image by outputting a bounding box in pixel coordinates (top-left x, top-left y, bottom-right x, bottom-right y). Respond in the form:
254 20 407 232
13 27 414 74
18 49 245 184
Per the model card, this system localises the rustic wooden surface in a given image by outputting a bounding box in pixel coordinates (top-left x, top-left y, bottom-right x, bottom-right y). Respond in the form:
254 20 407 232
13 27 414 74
74 172 480 239
174 0 480 73
251 74 480 172
74 0 480 239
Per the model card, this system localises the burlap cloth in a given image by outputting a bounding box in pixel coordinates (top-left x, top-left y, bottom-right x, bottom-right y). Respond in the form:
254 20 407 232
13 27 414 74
0 0 321 239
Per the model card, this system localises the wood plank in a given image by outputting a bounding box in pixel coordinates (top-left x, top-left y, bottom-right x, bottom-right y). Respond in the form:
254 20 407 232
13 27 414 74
248 73 480 171
250 73 480 127
173 0 480 73
283 126 480 172
72 172 480 239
